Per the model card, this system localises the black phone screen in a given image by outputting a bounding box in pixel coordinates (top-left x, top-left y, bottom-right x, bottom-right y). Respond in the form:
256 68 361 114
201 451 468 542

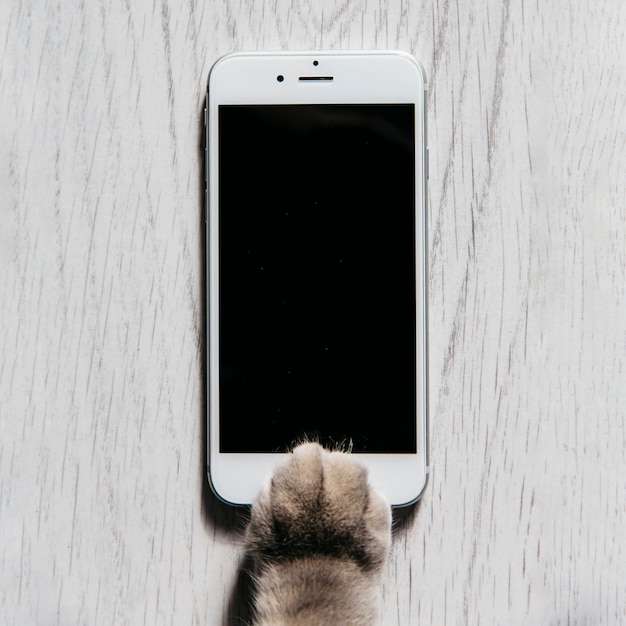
218 104 417 453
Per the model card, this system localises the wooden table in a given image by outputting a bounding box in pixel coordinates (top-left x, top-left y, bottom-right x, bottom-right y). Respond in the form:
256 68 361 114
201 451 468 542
1 1 624 623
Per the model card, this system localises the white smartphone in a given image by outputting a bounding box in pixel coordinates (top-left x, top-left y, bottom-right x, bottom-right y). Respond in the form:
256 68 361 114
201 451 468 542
205 51 429 506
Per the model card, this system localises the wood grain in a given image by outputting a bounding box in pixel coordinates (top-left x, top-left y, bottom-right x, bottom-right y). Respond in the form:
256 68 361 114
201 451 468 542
1 0 624 623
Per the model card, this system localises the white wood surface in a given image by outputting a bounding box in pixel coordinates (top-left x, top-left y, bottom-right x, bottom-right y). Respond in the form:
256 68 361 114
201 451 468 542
1 0 624 624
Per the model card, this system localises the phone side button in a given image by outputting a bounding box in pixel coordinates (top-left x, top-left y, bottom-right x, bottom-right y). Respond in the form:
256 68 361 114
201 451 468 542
426 146 429 180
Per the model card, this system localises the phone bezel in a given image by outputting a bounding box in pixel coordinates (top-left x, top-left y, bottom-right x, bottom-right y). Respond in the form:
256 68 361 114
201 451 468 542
206 51 429 506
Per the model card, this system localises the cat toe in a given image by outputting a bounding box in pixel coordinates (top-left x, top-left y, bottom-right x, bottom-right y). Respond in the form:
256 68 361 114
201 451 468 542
321 450 370 524
270 442 325 519
324 450 391 568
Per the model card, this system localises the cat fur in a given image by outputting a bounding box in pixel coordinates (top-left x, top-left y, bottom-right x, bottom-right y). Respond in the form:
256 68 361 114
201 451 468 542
245 442 392 625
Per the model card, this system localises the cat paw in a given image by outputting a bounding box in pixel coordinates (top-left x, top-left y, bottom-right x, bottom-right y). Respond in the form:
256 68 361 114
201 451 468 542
246 442 391 572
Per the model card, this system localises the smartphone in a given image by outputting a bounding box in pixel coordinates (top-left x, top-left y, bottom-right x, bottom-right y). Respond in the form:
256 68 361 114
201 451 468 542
205 51 429 506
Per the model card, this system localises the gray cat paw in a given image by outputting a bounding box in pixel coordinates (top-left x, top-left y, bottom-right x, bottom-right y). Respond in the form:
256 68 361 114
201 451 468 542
247 442 391 572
